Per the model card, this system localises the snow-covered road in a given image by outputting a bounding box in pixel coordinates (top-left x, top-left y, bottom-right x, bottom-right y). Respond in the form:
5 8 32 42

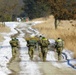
0 22 76 75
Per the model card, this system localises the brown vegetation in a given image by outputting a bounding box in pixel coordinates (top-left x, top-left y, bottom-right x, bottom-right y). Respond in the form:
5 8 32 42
0 25 10 32
33 15 76 58
0 34 4 42
0 24 11 42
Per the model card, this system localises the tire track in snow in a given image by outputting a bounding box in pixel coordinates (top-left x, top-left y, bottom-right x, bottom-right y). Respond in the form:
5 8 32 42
62 52 76 69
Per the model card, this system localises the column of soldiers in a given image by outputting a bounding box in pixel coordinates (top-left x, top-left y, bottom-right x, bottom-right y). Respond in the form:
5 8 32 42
26 35 64 61
9 36 64 62
26 35 50 61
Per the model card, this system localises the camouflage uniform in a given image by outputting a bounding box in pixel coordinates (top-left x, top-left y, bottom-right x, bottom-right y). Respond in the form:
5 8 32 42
55 38 64 61
10 38 19 62
26 37 37 60
38 36 43 58
39 37 50 61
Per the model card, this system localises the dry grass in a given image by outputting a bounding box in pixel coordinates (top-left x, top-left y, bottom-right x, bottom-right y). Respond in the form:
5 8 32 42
0 24 11 42
0 34 4 42
0 25 10 32
33 15 76 58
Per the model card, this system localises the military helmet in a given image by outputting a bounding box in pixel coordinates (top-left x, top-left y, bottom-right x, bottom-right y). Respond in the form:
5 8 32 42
12 38 15 40
42 36 45 39
58 38 60 39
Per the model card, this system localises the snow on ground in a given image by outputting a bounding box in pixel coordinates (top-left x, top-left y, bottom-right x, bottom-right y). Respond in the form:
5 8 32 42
28 26 40 37
25 21 76 69
0 71 6 75
0 22 19 75
32 21 44 25
0 22 19 37
19 44 41 75
0 21 76 75
16 28 25 38
47 39 76 69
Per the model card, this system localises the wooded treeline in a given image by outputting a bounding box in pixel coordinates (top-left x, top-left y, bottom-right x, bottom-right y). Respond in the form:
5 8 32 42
0 0 23 22
23 0 76 19
23 0 76 29
0 0 76 24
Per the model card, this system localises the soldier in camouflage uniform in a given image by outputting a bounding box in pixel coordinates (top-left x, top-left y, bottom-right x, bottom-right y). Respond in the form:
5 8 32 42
39 36 50 62
26 36 37 60
38 35 43 58
9 38 19 62
55 38 64 61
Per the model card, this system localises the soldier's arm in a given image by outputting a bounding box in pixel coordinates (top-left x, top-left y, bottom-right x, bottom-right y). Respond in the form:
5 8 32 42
55 40 57 48
26 40 29 47
48 40 50 45
62 40 64 49
9 41 12 45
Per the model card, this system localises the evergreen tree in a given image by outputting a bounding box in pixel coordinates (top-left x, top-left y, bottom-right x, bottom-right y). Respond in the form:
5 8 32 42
23 0 51 19
0 0 22 21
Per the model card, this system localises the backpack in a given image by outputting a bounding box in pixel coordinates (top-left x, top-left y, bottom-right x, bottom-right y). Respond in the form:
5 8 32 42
10 41 18 47
56 40 63 47
28 40 36 46
41 39 48 47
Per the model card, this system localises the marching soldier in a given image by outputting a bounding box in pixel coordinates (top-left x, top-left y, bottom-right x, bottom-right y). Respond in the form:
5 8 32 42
9 38 19 62
26 36 37 60
55 38 64 61
39 36 50 62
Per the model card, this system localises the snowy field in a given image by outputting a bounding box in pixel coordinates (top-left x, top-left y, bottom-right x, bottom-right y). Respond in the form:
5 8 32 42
0 21 76 75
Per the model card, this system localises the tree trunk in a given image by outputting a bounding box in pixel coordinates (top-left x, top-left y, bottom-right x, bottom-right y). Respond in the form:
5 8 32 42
55 18 57 29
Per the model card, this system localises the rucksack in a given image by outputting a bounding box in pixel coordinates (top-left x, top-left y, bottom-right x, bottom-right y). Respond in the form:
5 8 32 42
28 40 36 46
56 40 63 47
41 39 48 47
10 41 18 47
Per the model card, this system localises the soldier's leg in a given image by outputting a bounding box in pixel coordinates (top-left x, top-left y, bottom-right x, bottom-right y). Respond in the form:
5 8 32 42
12 47 16 58
56 48 59 61
59 48 62 61
41 48 44 61
28 47 31 58
43 52 45 61
39 46 42 58
28 47 30 57
9 47 15 63
14 47 20 61
31 48 34 60
42 48 46 62
29 46 34 60
43 48 47 62
57 48 62 61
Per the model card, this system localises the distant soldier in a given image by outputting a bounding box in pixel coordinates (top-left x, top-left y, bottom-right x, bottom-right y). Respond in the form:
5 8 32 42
39 36 50 62
9 38 19 62
55 38 64 61
26 36 37 60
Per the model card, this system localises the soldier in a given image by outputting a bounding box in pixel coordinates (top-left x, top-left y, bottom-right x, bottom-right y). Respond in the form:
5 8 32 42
38 35 43 58
9 38 19 62
39 36 50 62
55 38 64 61
26 36 37 60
